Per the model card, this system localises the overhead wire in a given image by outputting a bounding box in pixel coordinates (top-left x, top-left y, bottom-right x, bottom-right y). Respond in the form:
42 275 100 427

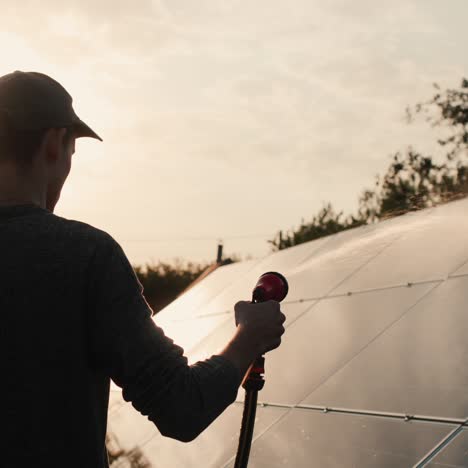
120 233 273 243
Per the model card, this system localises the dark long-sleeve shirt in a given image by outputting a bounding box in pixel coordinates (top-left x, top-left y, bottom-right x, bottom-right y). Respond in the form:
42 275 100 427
0 204 240 468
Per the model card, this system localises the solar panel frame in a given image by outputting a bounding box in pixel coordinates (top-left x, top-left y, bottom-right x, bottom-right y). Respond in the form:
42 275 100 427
421 428 468 467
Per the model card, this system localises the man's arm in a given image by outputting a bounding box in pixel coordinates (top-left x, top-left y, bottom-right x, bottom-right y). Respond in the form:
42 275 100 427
86 233 284 442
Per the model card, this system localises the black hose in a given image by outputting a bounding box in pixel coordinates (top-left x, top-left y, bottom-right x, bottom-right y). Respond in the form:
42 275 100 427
234 389 258 468
234 272 288 467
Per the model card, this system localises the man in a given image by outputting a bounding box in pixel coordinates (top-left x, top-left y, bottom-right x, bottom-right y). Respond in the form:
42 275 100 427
0 71 286 468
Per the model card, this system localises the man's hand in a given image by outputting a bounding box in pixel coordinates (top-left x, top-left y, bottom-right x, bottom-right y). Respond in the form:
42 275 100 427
234 300 286 355
220 300 286 381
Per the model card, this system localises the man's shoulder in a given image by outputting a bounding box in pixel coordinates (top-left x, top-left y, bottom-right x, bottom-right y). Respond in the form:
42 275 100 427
49 212 117 250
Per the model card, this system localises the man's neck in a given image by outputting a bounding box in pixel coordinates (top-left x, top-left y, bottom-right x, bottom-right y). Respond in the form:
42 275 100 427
0 164 45 209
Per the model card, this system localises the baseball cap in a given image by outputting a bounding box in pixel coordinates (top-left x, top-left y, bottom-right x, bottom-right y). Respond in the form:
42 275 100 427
0 70 102 141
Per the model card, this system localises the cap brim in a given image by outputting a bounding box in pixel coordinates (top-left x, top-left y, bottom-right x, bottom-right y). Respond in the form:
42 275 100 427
73 119 103 142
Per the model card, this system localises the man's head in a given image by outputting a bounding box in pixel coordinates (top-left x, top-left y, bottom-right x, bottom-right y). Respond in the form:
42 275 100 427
0 71 101 212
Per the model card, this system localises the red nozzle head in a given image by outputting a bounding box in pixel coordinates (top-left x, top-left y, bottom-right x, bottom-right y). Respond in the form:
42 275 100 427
252 272 289 303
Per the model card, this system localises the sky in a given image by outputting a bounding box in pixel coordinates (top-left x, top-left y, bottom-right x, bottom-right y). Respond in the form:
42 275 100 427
0 0 467 266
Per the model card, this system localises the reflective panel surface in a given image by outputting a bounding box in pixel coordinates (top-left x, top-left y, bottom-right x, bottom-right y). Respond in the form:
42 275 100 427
157 260 259 322
187 318 238 365
450 259 468 278
257 234 332 272
156 314 230 353
187 301 315 365
107 398 159 452
285 221 401 301
197 236 330 318
256 283 435 405
141 403 287 468
425 429 468 467
109 388 125 415
305 277 468 419
334 199 468 294
236 409 454 468
185 301 317 403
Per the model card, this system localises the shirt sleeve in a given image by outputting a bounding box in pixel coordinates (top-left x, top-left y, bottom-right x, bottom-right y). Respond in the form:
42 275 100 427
86 232 241 442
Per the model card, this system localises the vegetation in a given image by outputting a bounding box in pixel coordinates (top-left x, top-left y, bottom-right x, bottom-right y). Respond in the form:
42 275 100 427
269 78 468 251
106 432 151 468
133 256 238 314
133 259 209 314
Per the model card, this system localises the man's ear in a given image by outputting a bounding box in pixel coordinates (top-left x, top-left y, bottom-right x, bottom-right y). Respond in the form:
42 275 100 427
42 128 67 164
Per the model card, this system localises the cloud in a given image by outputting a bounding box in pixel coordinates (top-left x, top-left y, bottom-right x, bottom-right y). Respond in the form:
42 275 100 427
0 0 467 262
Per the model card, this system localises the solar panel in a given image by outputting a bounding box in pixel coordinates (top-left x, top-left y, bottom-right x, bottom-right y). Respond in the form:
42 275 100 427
139 404 287 468
304 276 468 420
189 236 330 319
186 301 319 404
188 301 315 364
423 428 468 467
333 200 468 294
155 314 231 353
107 397 158 451
450 260 468 278
157 260 260 323
109 388 126 416
255 283 436 406
107 197 468 467
284 219 402 301
224 409 455 468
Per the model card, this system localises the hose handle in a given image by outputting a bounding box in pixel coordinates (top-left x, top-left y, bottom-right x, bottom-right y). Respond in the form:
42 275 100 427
242 356 265 391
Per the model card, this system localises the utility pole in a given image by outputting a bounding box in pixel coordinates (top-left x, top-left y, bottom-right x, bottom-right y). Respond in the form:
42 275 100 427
216 241 223 264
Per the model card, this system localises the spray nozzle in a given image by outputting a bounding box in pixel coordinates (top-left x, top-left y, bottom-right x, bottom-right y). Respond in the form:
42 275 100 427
252 271 289 303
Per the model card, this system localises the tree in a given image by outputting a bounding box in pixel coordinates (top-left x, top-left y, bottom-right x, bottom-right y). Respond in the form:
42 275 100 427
407 78 468 160
106 432 152 468
270 78 468 251
268 204 363 251
133 256 238 314
133 259 208 314
358 148 468 222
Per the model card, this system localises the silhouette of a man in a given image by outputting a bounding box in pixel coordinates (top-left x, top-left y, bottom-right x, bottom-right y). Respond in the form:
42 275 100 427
0 71 285 468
